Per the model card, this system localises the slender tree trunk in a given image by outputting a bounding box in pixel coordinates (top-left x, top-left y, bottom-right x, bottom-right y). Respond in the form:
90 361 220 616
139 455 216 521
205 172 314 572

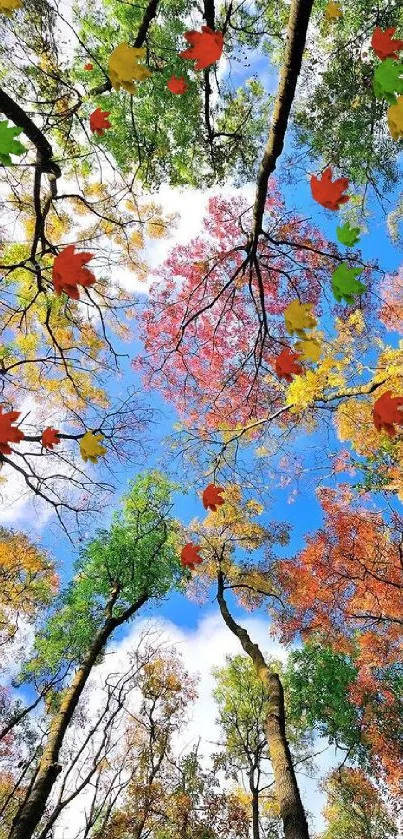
251 782 260 839
9 592 148 839
216 570 310 839
251 0 314 246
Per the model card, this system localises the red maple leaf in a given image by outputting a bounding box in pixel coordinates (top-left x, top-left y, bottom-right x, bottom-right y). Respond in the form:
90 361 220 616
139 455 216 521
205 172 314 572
84 63 94 71
274 348 303 382
167 75 188 94
89 107 111 136
371 27 403 61
202 483 225 511
52 245 96 300
41 427 61 450
0 406 25 455
179 26 224 71
310 167 350 210
372 391 403 437
181 543 203 570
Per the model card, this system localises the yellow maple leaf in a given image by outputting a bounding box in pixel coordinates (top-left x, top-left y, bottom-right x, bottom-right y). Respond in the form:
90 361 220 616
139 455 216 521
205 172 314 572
284 300 317 338
294 336 322 362
79 431 107 463
387 95 403 141
108 43 152 94
324 1 342 20
0 0 21 15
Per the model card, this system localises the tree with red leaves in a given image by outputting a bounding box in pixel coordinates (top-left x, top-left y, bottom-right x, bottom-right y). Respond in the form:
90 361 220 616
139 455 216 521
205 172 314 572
134 187 337 430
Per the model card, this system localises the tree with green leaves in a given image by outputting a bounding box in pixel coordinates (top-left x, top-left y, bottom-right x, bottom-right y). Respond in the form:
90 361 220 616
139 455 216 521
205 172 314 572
319 767 398 839
212 653 314 839
8 470 183 839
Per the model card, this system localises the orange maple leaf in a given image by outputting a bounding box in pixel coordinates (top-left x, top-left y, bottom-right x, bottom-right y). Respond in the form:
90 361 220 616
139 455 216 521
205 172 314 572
274 348 304 382
41 427 61 450
84 63 94 71
0 406 25 455
181 543 203 570
310 167 350 210
179 26 224 71
167 75 188 94
371 27 403 61
89 107 111 136
202 483 225 511
372 391 403 437
52 245 96 300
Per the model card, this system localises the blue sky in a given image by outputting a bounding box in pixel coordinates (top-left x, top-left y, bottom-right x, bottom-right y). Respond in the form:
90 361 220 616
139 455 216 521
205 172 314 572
3 20 403 835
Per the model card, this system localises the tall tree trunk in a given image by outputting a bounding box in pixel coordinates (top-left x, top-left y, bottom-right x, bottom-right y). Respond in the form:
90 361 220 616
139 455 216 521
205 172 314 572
251 0 314 246
251 782 260 839
9 592 148 839
216 570 310 839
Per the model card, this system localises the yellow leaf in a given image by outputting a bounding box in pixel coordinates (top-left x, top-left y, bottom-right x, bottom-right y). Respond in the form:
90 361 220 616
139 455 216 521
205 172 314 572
79 431 107 464
108 43 152 94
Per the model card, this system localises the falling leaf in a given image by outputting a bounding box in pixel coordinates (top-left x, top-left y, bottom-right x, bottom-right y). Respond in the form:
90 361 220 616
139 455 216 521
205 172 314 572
387 95 403 140
0 120 26 165
84 63 94 71
179 26 224 71
52 244 96 300
79 431 107 463
310 167 350 210
89 107 112 136
41 427 61 450
108 43 151 94
324 1 342 21
275 348 304 382
0 406 24 455
373 391 403 437
202 483 225 511
167 76 188 94
0 0 21 15
336 222 361 247
331 263 366 304
371 27 403 61
180 542 203 570
373 58 403 104
294 336 322 362
284 300 317 337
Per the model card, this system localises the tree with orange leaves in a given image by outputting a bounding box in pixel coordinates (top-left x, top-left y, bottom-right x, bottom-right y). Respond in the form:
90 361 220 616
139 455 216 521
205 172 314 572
270 489 403 796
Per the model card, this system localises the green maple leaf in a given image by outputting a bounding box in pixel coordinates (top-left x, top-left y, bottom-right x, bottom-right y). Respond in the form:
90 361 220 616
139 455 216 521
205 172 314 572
331 263 366 304
336 222 361 247
0 120 26 165
373 58 403 105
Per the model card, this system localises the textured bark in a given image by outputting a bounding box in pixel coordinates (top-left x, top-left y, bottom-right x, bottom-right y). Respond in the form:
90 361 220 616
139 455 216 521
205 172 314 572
216 570 310 839
251 0 314 246
9 592 148 839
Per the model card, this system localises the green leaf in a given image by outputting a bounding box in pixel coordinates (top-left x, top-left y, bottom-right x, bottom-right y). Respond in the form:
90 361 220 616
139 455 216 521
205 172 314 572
331 263 366 304
373 58 403 105
0 119 26 165
336 221 361 247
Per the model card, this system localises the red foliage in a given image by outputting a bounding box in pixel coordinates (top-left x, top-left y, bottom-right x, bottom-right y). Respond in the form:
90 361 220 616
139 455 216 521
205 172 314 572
89 107 111 135
41 427 61 450
84 63 94 70
0 406 25 455
371 26 403 60
181 543 203 570
310 167 350 210
274 347 303 382
372 391 403 437
167 76 188 94
202 483 225 511
134 188 333 429
179 26 224 70
52 245 96 300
